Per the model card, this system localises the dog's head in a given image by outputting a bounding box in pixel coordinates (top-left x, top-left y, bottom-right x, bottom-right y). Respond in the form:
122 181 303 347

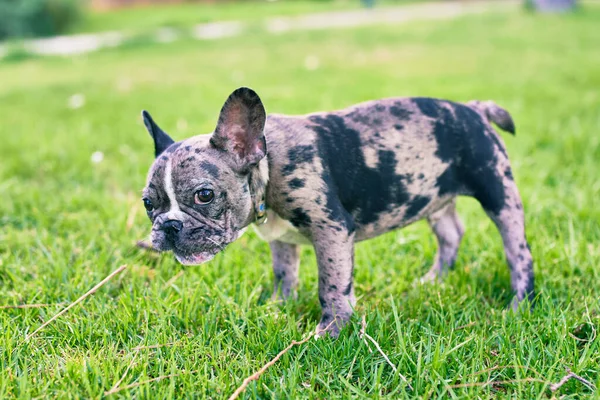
141 87 267 265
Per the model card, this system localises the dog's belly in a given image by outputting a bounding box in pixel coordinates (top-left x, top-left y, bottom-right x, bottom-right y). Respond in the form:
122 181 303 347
353 194 455 242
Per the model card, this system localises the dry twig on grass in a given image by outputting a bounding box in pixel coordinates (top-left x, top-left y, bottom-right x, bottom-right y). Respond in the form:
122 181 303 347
550 368 596 393
360 315 413 390
25 264 129 341
104 371 197 396
228 320 337 400
449 377 547 389
132 342 176 352
227 332 315 400
0 303 66 310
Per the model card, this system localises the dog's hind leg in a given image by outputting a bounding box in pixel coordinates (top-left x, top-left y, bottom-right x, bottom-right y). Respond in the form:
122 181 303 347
471 162 535 309
420 199 465 283
485 179 535 309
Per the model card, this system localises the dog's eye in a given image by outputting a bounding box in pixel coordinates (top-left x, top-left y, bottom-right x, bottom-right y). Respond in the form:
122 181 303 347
194 189 214 204
142 198 154 212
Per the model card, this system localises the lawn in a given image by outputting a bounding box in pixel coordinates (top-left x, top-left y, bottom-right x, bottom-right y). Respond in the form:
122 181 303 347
1 3 599 399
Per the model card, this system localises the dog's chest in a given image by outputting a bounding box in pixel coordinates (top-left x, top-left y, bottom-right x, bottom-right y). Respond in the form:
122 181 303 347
253 210 311 245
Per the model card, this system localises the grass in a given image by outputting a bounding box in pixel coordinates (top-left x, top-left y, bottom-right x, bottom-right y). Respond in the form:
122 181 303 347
1 3 600 399
69 0 406 35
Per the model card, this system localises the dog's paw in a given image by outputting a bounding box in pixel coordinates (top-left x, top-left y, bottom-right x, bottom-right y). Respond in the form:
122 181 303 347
413 270 442 287
314 316 348 339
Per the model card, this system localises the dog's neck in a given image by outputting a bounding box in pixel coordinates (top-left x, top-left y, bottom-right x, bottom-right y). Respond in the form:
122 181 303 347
248 157 269 225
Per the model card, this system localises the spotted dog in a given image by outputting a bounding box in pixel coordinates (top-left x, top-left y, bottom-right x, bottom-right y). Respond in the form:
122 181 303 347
141 87 534 338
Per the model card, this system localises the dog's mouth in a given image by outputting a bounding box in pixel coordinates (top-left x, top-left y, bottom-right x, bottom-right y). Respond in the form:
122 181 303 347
173 241 227 266
174 250 217 266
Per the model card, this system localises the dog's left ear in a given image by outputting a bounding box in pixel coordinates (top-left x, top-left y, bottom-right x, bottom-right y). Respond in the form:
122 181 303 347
142 110 175 158
210 87 267 172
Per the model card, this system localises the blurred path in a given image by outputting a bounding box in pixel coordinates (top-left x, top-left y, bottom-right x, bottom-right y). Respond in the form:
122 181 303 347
2 1 519 57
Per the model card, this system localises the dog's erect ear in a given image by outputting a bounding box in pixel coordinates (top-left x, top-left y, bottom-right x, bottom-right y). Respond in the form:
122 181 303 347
210 87 267 172
142 110 175 158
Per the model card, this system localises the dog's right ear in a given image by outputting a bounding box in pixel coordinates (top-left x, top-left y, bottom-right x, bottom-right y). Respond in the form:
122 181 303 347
142 110 175 158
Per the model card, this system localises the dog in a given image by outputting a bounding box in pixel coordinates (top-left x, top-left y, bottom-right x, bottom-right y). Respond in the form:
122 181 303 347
140 87 534 338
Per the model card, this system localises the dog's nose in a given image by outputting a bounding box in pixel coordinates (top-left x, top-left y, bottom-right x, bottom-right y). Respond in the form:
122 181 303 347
162 219 183 236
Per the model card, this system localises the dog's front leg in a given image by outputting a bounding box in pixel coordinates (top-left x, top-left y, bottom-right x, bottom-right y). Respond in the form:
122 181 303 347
270 240 300 301
314 229 356 338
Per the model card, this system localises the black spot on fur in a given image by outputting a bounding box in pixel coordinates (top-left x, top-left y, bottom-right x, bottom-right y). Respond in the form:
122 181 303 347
288 178 305 189
436 167 457 196
504 167 514 180
389 103 413 120
413 97 440 118
394 124 403 130
282 145 315 176
275 269 286 280
343 281 353 296
405 195 431 220
327 258 333 263
416 99 507 215
310 115 411 227
328 285 338 291
165 142 182 154
200 161 220 178
290 208 312 227
194 148 202 154
319 295 326 308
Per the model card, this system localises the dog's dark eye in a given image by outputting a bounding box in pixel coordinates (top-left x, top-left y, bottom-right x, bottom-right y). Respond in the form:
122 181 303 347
142 198 154 212
194 189 214 204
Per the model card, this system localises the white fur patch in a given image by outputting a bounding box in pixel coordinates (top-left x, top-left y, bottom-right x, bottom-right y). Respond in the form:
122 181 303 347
254 210 310 245
164 157 181 218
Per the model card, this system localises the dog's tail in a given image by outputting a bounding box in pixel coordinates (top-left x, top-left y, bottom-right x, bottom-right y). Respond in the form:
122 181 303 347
467 100 515 135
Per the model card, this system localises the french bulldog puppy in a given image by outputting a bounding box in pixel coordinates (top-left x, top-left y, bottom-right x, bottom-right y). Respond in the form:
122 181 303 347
141 87 534 338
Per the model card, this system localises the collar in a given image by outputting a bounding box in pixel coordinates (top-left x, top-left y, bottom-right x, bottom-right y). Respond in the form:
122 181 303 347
248 158 269 225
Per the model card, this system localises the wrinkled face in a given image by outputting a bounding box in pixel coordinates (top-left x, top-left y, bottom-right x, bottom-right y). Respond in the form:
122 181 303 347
142 136 254 265
140 87 267 265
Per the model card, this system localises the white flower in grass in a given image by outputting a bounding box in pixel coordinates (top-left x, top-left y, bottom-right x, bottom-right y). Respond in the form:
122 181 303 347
91 151 104 164
68 94 85 109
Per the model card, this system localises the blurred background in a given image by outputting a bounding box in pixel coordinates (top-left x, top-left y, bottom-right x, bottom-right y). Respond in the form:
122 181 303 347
0 0 578 41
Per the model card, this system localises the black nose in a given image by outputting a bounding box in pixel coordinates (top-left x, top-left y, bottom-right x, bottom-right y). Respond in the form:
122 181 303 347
162 219 183 235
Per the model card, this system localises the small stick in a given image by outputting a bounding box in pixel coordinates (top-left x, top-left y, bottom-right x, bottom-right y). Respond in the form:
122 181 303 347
132 342 176 352
466 364 544 379
550 368 596 392
0 303 65 310
360 315 413 390
449 377 546 389
228 321 337 400
227 332 315 400
104 371 196 396
455 321 477 331
107 353 138 395
25 264 128 341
